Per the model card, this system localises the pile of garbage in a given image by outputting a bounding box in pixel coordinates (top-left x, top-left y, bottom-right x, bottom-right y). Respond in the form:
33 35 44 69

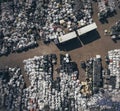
22 55 57 110
42 0 93 42
107 49 120 89
117 0 120 8
110 20 120 40
0 0 95 56
22 53 120 111
97 0 116 22
22 54 93 111
0 67 25 111
0 1 14 21
0 51 120 111
80 55 103 94
81 52 120 110
89 91 120 111
0 1 42 56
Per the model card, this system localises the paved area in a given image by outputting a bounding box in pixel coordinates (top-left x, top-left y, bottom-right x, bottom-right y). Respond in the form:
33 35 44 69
0 1 120 86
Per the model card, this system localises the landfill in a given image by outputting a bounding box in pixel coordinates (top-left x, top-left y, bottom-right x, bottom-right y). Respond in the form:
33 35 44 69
99 49 120 110
0 67 25 111
81 55 103 94
0 0 94 56
0 1 120 110
0 0 44 56
0 51 120 111
97 0 116 21
117 0 120 8
22 52 120 111
107 49 120 89
43 0 93 41
22 54 89 111
82 51 120 110
110 20 120 39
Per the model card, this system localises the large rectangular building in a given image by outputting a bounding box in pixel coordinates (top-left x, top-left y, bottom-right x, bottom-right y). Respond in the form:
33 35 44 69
57 23 97 43
77 23 97 36
58 31 77 43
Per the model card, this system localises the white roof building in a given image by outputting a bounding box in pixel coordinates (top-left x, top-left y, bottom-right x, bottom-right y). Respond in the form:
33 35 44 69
58 23 97 43
58 31 77 43
77 23 97 36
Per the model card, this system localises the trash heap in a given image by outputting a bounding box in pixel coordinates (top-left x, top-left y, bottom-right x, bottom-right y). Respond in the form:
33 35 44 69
1 1 14 21
93 50 120 110
23 53 120 111
90 91 120 110
82 52 120 110
107 49 120 89
117 0 120 8
97 0 116 21
81 55 103 94
0 67 25 111
95 49 120 110
42 0 93 42
1 52 120 111
22 55 56 110
87 93 103 110
0 1 41 56
22 54 94 111
110 20 120 39
0 0 94 55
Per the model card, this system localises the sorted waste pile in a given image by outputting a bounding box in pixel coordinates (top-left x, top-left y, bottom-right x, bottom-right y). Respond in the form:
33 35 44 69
22 54 88 111
80 55 103 94
99 49 120 110
0 51 120 111
22 53 120 111
0 0 43 56
43 0 93 42
97 0 116 21
117 0 120 8
0 0 94 56
107 49 120 89
0 67 25 111
110 20 120 39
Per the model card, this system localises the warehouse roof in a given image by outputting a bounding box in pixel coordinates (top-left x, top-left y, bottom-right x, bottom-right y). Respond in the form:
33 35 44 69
58 31 77 43
58 23 97 43
77 22 97 36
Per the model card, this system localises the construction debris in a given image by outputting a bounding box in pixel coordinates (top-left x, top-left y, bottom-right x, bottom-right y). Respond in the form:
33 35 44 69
0 67 25 111
97 0 116 22
110 20 120 40
0 50 120 110
0 0 96 55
